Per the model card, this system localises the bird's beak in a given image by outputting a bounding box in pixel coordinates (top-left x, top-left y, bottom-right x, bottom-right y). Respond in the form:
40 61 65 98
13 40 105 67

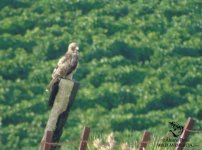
76 47 79 51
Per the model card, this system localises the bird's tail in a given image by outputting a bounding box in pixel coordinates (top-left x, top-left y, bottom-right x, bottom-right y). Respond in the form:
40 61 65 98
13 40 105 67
46 78 59 92
48 78 60 108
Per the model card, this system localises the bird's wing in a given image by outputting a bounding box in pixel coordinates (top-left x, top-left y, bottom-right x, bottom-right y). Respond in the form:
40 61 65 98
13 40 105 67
65 53 78 76
51 56 66 79
47 56 67 105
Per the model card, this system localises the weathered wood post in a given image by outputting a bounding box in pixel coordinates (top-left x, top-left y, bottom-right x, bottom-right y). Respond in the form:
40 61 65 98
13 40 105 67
40 79 79 150
138 130 151 150
175 117 194 150
78 127 90 150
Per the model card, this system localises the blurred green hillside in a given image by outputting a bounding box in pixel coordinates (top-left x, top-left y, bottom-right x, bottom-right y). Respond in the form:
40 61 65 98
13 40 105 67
0 0 202 149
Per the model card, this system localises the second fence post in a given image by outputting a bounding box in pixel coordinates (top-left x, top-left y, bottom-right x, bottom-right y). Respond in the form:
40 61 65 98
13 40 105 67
138 130 151 150
78 127 90 150
175 117 194 150
40 130 53 150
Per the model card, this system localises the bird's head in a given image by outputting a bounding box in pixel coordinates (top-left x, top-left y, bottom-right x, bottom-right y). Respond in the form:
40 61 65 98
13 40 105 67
67 42 79 53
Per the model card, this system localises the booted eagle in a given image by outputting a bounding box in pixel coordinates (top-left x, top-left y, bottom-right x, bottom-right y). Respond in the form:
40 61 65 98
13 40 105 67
47 42 79 107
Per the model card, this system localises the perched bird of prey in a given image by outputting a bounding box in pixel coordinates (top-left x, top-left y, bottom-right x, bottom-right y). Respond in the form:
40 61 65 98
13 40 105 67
47 42 79 107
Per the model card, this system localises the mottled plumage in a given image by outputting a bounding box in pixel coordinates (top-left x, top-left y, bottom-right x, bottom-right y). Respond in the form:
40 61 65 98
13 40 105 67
47 42 79 91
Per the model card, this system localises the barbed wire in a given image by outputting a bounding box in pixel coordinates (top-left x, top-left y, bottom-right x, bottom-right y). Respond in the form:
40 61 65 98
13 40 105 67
41 128 202 147
27 123 202 133
184 129 202 133
44 140 87 146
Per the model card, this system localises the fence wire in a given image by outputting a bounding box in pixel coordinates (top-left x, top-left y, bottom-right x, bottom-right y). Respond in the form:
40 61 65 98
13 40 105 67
42 128 202 147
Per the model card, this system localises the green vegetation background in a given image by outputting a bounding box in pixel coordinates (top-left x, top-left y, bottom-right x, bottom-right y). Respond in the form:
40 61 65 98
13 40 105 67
0 0 201 149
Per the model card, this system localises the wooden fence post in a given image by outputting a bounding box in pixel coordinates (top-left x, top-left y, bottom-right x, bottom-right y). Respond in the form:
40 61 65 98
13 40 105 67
40 79 80 150
138 131 151 150
78 127 90 150
40 130 53 150
175 117 194 150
